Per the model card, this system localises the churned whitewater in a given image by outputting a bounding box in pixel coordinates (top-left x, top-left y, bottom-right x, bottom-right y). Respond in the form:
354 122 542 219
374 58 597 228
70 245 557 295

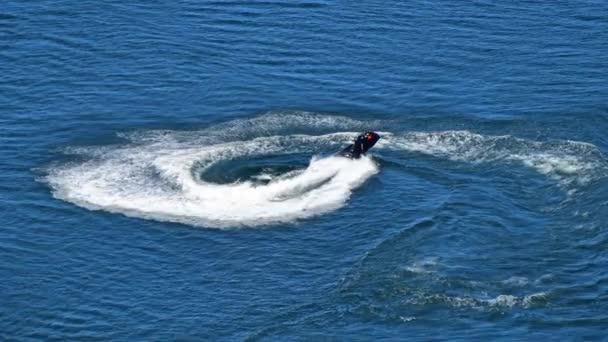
46 113 607 228
3 0 608 340
47 117 380 227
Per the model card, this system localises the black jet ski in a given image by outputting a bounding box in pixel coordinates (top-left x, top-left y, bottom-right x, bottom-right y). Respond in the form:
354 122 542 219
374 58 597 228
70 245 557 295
339 131 380 159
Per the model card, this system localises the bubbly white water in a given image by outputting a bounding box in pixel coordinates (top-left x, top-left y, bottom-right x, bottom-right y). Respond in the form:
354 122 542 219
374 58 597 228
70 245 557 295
46 114 606 228
379 130 606 186
47 131 379 228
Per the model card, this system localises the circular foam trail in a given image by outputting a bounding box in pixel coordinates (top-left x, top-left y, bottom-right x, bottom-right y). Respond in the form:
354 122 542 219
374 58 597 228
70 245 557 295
46 113 607 228
47 129 379 228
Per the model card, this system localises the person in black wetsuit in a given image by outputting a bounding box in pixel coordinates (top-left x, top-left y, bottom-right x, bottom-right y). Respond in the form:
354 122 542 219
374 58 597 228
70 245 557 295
339 131 380 159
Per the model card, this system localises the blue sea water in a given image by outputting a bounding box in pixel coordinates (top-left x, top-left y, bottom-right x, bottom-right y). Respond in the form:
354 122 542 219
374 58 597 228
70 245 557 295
2 0 608 340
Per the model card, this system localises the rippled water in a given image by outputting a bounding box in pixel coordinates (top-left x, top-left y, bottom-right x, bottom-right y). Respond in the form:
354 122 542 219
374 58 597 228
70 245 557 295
2 1 608 340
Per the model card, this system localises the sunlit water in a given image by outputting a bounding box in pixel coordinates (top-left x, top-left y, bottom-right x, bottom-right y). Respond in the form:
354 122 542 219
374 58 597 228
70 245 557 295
2 1 608 340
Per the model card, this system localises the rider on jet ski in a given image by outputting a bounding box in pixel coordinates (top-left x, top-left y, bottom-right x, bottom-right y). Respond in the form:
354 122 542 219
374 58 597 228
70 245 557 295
339 131 380 159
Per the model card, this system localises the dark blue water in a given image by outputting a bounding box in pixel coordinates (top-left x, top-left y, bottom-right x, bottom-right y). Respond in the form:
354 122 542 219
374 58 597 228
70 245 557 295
2 1 608 340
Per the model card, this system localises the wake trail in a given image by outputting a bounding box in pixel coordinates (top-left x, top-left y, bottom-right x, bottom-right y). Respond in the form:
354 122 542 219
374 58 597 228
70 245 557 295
44 112 608 228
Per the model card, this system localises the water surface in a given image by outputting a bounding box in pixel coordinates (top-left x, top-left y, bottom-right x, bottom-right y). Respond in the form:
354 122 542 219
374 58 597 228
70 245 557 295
2 1 608 340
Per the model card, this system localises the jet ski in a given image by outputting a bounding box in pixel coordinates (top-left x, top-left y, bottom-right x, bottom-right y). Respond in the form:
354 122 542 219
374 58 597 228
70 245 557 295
339 131 380 159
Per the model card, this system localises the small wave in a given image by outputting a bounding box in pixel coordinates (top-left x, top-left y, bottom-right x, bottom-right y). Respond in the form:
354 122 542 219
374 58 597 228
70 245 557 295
403 257 439 274
502 276 529 287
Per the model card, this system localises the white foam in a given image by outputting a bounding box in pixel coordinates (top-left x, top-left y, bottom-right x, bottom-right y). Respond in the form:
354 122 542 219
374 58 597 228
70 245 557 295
485 294 518 308
46 132 378 228
399 316 416 322
521 292 548 308
417 291 548 310
379 130 606 186
46 113 607 228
